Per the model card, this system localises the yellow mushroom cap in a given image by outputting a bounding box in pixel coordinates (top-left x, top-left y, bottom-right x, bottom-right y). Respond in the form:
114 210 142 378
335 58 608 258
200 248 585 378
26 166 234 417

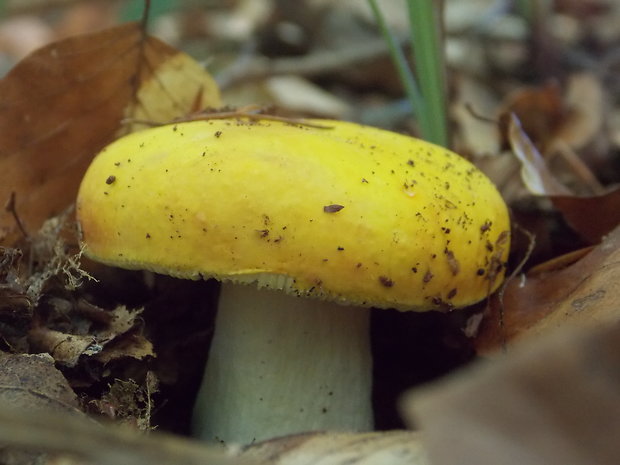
77 119 510 311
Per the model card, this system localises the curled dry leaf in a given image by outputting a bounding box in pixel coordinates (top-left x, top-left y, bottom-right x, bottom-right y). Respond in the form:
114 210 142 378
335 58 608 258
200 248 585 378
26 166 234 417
499 74 604 153
499 81 568 153
550 188 620 244
508 114 571 196
403 321 620 465
29 305 152 367
474 224 620 353
101 304 143 335
94 331 154 364
28 328 97 367
0 21 221 245
508 114 620 242
92 305 154 364
241 431 429 465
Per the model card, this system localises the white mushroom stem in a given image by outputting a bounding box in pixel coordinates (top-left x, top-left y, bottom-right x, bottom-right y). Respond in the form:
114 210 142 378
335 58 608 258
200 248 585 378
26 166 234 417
192 282 373 444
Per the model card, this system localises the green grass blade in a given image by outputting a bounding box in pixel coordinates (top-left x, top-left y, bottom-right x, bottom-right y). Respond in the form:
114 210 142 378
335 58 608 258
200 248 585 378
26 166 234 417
407 0 449 147
366 0 425 123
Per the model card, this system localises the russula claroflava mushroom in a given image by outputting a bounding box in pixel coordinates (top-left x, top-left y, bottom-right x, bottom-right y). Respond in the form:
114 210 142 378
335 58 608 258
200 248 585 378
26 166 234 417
76 118 510 444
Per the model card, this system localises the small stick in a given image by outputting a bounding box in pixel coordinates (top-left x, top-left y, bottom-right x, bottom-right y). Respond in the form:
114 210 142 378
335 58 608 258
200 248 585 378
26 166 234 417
464 102 498 124
4 192 29 239
547 139 604 195
123 105 334 130
495 224 536 353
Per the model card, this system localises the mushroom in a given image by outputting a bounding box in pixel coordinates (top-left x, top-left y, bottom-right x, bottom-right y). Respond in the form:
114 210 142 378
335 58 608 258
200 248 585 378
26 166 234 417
76 118 510 444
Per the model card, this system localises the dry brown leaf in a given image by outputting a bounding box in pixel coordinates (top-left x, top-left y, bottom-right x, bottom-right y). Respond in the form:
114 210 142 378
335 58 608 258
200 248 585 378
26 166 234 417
474 224 620 353
28 328 97 367
29 305 151 367
499 75 604 152
499 77 606 197
94 305 154 362
403 321 620 465
241 431 429 465
499 81 567 152
95 333 154 364
550 187 620 243
104 305 142 336
508 113 571 196
0 350 83 465
0 22 221 245
508 114 620 242
0 352 81 413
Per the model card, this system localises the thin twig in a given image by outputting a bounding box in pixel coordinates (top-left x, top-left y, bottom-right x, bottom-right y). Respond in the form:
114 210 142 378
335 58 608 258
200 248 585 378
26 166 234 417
464 102 498 124
547 139 604 195
140 0 151 31
496 224 536 353
4 192 29 240
123 105 334 130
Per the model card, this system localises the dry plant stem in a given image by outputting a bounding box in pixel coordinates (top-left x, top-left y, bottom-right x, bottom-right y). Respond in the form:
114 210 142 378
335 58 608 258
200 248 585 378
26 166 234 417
548 140 604 194
5 192 29 239
193 283 373 444
124 109 332 130
496 224 536 353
